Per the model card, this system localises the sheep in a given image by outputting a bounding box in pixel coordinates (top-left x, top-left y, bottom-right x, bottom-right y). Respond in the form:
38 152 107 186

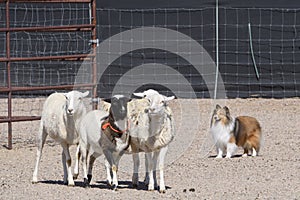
101 90 175 193
32 90 89 186
131 89 175 193
79 95 131 190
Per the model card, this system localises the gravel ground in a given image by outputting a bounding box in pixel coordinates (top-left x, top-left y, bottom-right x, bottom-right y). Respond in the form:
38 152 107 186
0 98 299 200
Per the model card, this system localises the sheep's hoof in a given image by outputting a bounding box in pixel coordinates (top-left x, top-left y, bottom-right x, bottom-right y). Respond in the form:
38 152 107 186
83 178 90 188
87 174 92 183
148 186 155 191
107 180 112 186
159 189 166 193
31 180 38 184
144 178 149 186
73 174 78 180
132 183 138 188
68 182 75 187
112 184 118 191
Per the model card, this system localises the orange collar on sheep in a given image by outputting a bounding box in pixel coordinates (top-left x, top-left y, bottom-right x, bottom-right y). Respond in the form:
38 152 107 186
101 120 130 136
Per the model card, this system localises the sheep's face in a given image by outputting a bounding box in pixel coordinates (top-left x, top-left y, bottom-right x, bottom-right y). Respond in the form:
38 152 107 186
108 95 130 121
64 91 89 116
133 89 175 116
146 94 175 116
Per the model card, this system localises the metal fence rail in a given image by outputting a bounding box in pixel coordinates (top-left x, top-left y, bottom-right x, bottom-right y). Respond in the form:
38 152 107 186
0 0 98 149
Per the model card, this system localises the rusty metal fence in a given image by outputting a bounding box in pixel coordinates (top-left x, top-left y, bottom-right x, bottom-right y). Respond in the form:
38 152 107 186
0 0 98 149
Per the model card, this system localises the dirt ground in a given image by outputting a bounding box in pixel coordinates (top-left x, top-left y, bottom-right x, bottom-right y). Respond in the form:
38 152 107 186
0 98 299 199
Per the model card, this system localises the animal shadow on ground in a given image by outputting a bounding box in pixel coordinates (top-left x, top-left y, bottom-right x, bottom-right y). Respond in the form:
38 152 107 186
95 180 171 191
40 180 66 186
208 154 262 159
40 180 90 188
39 179 171 191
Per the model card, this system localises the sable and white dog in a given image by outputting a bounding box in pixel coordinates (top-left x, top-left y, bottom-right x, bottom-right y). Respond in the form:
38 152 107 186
210 105 262 158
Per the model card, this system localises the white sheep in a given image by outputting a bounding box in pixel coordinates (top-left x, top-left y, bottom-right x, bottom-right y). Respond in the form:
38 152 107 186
32 90 89 186
131 89 175 193
101 90 175 193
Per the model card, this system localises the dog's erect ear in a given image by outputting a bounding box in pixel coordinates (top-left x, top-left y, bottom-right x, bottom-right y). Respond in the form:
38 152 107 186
216 104 221 110
223 106 230 116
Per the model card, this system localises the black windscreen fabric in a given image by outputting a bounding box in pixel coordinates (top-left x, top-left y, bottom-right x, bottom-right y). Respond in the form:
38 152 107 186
98 0 300 9
96 0 300 98
1 1 299 98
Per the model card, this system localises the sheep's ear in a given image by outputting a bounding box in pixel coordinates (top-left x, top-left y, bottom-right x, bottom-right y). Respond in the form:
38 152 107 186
144 89 158 96
163 95 175 102
102 98 111 103
81 91 89 98
165 96 175 101
216 104 221 109
133 92 145 98
63 93 69 99
125 97 132 102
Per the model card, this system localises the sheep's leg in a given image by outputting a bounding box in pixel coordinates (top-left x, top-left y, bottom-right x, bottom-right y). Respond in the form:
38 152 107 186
144 153 149 185
87 153 98 184
80 145 89 188
132 153 140 188
157 146 168 193
62 149 68 185
145 152 154 191
111 163 118 191
105 158 112 186
152 151 159 190
61 143 74 186
73 144 80 180
32 125 47 184
111 154 123 191
104 151 118 191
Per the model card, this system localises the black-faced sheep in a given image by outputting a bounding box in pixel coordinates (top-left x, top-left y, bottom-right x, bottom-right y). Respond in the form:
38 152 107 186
79 95 131 190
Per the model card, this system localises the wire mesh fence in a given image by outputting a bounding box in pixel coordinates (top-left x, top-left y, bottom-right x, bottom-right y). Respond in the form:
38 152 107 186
0 0 97 149
96 5 300 98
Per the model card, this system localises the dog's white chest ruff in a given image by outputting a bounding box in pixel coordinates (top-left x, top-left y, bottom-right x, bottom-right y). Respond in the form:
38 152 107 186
210 120 235 146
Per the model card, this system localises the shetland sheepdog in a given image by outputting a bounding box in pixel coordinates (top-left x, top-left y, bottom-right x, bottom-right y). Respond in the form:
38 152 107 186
210 104 262 158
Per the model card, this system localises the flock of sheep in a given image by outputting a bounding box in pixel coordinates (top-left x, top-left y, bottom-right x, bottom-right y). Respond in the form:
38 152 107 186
31 89 175 193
